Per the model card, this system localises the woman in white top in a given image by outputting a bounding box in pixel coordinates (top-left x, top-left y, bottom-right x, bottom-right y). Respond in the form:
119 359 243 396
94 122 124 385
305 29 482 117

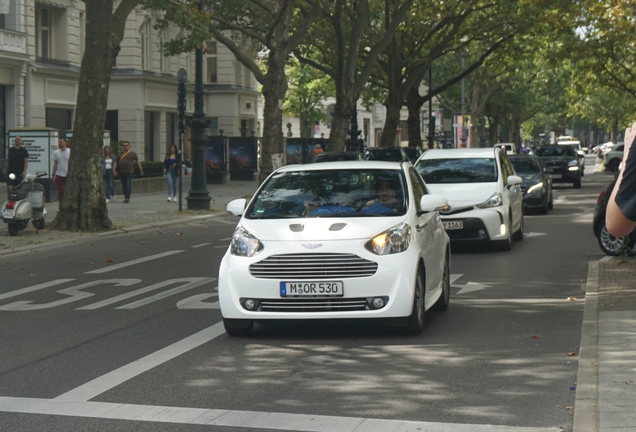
102 146 115 203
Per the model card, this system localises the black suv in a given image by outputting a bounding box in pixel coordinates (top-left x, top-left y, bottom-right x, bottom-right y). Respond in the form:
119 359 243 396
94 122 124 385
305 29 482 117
509 154 553 214
534 145 582 188
364 147 410 162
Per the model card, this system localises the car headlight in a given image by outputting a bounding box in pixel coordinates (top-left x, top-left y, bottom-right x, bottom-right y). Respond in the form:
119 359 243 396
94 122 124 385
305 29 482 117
527 182 543 194
365 222 411 255
476 192 503 208
568 159 578 167
230 226 263 257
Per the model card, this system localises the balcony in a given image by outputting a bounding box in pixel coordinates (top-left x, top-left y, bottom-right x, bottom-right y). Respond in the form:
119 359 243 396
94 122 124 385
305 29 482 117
0 29 27 56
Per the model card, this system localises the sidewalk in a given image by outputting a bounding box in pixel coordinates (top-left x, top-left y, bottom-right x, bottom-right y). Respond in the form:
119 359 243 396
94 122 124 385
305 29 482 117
574 257 636 432
0 175 260 253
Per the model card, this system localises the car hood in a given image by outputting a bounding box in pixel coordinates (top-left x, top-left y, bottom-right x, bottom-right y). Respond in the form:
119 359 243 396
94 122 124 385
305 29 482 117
519 174 542 186
425 183 497 207
238 217 405 241
538 156 573 164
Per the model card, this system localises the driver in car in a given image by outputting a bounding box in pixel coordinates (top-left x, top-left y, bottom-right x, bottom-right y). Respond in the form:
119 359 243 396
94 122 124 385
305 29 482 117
364 178 400 210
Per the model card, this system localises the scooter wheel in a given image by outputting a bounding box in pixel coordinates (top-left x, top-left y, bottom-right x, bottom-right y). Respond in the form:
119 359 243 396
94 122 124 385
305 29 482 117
7 223 19 236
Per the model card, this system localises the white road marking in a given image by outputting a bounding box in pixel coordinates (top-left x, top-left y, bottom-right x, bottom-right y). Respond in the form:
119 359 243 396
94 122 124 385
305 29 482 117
599 255 613 262
214 245 229 248
554 196 567 203
53 322 226 402
0 279 74 301
176 293 219 309
191 243 211 248
85 251 184 274
450 273 463 284
454 282 491 295
220 237 232 241
524 232 547 238
0 396 558 432
116 278 215 309
0 279 141 311
77 278 213 310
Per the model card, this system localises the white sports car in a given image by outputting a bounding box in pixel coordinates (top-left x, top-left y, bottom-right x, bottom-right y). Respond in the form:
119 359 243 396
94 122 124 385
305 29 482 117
415 148 524 250
219 161 451 336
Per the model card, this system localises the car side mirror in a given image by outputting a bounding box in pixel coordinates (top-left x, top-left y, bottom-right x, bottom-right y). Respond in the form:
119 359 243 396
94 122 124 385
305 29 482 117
420 195 449 213
507 175 522 187
227 198 247 216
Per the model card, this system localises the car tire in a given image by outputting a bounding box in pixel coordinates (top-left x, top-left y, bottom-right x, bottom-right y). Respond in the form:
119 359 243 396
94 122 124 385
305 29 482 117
223 318 254 337
512 211 524 241
573 175 581 189
607 159 620 173
432 254 450 311
401 266 426 335
597 222 636 256
547 189 554 210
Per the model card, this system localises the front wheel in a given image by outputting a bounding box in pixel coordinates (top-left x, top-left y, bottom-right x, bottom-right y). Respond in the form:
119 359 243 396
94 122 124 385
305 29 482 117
597 223 636 256
223 318 254 337
573 175 582 189
547 189 554 210
432 255 450 311
7 223 19 236
512 211 524 241
401 266 426 335
33 218 45 230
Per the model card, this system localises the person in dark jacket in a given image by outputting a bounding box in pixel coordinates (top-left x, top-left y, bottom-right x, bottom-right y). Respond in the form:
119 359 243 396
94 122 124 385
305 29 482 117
163 145 181 202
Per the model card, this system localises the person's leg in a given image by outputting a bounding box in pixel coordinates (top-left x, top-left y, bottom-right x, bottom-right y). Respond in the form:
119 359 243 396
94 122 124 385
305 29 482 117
169 170 177 198
166 171 174 201
108 174 115 198
103 177 109 200
121 174 130 201
124 174 133 201
54 175 65 206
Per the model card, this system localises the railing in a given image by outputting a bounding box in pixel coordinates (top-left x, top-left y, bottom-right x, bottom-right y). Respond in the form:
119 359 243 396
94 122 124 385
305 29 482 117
0 29 27 55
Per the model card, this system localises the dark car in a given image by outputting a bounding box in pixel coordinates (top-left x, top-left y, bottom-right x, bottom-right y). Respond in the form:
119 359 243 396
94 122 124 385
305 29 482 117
593 177 636 255
534 145 582 188
364 147 410 162
509 155 553 214
312 151 364 163
403 146 425 164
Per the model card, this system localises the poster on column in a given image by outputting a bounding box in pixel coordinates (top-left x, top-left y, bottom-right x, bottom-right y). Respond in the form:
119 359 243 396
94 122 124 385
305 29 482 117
8 128 59 178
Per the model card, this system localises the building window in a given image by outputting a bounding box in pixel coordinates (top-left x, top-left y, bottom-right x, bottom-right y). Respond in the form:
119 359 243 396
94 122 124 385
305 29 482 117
79 12 85 60
36 6 52 59
0 14 5 30
105 110 119 142
140 19 152 70
46 108 73 138
144 111 155 160
243 64 251 87
205 42 217 83
160 27 170 73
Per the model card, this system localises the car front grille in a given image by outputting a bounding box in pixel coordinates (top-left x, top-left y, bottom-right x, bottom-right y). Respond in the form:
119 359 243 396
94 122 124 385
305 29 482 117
258 298 370 312
249 253 378 279
441 207 473 216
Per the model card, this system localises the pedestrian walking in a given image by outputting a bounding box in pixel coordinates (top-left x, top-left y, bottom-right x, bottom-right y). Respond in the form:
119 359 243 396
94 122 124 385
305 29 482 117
4 136 29 194
163 144 181 202
607 121 636 237
113 141 143 203
52 137 70 210
311 144 324 161
102 145 115 203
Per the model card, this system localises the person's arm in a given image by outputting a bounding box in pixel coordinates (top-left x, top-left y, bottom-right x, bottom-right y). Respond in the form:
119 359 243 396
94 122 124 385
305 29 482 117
137 159 144 176
23 153 29 177
606 121 636 237
52 154 58 178
113 159 118 177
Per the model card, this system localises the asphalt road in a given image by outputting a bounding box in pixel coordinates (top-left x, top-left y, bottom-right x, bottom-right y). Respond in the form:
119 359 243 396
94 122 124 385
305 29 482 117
0 154 611 432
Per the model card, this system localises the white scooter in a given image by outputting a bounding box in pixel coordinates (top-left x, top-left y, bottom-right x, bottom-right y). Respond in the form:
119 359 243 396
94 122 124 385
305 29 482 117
1 173 47 236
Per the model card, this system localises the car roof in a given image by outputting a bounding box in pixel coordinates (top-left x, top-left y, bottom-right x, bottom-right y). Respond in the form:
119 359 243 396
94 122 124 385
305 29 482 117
277 160 407 172
557 140 581 145
417 148 498 160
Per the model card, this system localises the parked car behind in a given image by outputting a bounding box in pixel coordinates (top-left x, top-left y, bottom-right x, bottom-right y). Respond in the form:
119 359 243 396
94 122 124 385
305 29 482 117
603 143 624 173
534 145 582 188
415 147 524 250
557 140 586 175
364 147 410 163
404 146 425 164
220 161 451 336
593 177 636 255
509 154 553 214
312 151 364 163
494 143 517 155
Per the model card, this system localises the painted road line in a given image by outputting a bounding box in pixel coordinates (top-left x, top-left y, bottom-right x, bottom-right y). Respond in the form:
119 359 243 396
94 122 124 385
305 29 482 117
85 251 184 274
53 322 226 402
0 396 559 432
116 278 215 309
77 278 213 310
191 243 211 248
0 279 74 301
176 293 219 309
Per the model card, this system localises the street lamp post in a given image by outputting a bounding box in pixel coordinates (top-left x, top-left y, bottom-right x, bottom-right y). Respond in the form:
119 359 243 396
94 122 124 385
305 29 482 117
186 3 211 210
346 101 362 152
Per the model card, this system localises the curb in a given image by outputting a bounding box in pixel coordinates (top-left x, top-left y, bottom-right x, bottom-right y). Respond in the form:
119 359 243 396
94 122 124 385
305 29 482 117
573 260 600 432
0 212 229 258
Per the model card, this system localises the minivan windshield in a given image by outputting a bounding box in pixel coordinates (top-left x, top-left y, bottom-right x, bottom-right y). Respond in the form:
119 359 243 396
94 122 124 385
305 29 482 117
246 169 408 219
415 158 497 183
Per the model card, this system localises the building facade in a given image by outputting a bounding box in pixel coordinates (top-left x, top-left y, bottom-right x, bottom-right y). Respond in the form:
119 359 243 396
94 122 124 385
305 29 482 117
0 0 260 168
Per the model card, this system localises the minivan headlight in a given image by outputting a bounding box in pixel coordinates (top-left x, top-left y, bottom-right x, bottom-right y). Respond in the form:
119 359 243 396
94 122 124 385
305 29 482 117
476 192 503 208
230 226 263 257
365 222 411 255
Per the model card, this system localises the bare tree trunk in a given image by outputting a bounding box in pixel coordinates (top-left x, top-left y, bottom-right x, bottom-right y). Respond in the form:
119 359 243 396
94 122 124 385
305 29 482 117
50 0 117 231
328 99 354 151
406 87 424 148
259 73 286 184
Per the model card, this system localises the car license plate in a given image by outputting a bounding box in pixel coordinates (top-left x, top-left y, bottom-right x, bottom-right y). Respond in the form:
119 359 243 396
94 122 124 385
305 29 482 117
443 221 463 230
550 174 562 179
2 209 15 218
280 281 344 297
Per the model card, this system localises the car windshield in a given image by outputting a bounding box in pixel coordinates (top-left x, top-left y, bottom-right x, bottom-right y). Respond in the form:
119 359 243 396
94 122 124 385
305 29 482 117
365 149 404 162
510 157 541 175
535 146 575 157
415 158 497 183
246 169 408 219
